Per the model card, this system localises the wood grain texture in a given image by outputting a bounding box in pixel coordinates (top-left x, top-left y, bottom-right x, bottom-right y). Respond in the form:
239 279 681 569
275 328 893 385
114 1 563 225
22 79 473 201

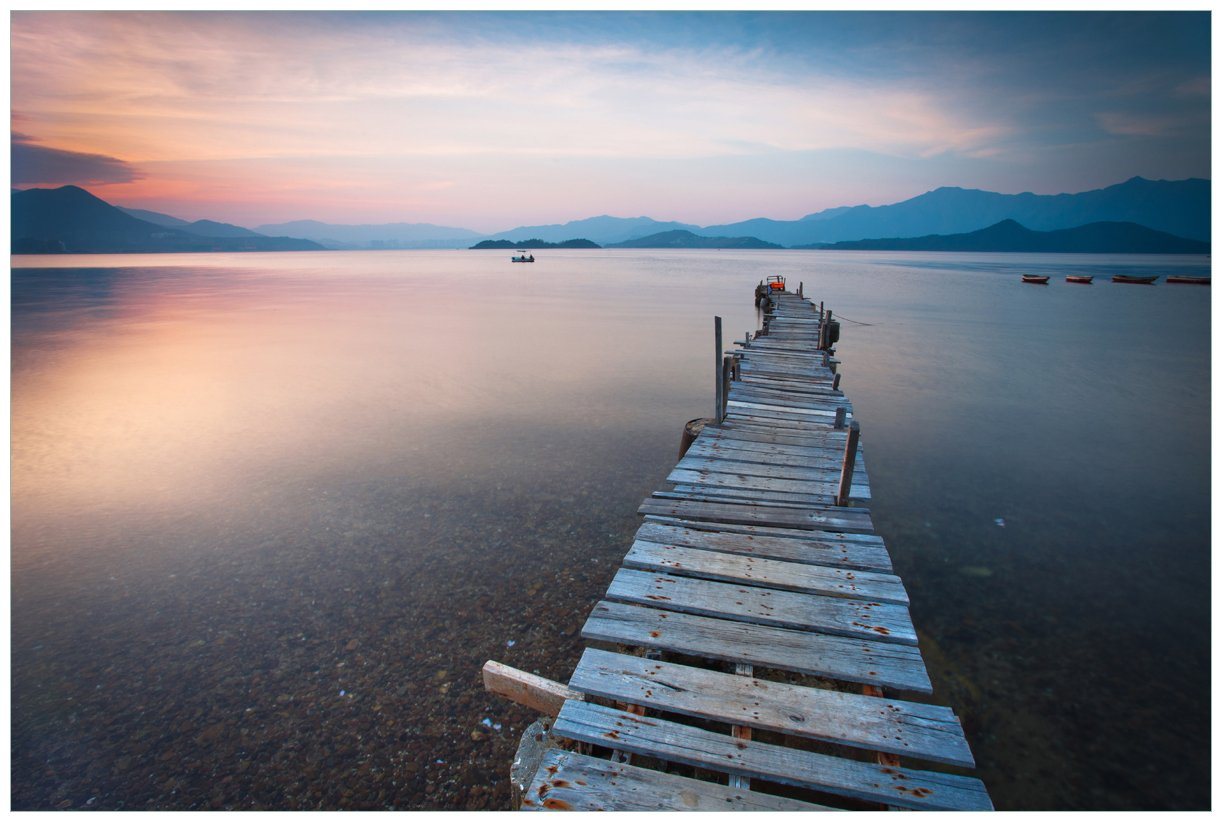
568 649 969 765
553 701 993 811
520 746 835 811
580 601 931 692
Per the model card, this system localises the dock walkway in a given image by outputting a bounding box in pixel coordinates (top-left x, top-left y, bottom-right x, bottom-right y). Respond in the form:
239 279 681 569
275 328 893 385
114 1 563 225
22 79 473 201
490 288 991 811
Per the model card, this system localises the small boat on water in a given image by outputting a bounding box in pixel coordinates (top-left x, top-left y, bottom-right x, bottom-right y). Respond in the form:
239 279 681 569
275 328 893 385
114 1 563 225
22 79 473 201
1021 274 1050 284
511 251 535 263
1066 275 1094 284
1112 274 1157 284
1166 275 1210 285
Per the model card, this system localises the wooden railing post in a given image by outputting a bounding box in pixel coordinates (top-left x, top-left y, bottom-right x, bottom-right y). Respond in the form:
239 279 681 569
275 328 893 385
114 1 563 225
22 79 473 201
834 406 847 430
836 420 861 506
714 316 723 422
720 355 733 421
832 372 841 392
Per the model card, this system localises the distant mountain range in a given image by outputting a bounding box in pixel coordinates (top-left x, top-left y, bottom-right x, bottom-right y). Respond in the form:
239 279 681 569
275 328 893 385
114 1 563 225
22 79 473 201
806 219 1209 254
607 229 782 249
253 219 482 249
478 215 703 246
702 176 1210 246
117 206 264 238
11 176 1211 254
12 186 322 253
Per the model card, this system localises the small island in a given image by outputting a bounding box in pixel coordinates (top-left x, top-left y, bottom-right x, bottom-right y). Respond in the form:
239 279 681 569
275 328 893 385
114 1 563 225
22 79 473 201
469 238 600 249
607 229 782 249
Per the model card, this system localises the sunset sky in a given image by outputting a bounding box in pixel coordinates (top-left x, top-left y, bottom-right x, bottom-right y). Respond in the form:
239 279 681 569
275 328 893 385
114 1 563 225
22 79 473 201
10 11 1211 231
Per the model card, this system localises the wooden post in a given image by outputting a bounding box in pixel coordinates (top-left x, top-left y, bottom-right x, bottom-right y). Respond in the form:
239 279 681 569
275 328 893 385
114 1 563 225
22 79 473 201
720 355 733 421
678 417 709 459
834 406 847 430
836 420 861 506
832 372 841 391
714 316 723 422
798 281 803 298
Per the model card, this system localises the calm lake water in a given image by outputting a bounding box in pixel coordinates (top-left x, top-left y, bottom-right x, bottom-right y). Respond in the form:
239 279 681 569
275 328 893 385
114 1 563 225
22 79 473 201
11 249 1210 810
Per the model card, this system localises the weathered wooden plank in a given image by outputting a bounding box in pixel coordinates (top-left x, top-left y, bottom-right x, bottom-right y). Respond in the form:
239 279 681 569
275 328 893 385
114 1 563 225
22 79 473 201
482 661 585 716
731 386 850 407
737 365 825 380
580 601 930 693
677 453 865 484
569 649 968 763
633 519 893 573
654 487 869 516
669 466 870 501
695 430 864 459
641 515 886 547
606 567 917 644
710 425 857 449
683 441 867 474
738 376 843 396
520 747 832 811
624 540 907 604
727 400 840 419
661 485 842 509
669 461 830 493
638 497 875 534
553 701 993 811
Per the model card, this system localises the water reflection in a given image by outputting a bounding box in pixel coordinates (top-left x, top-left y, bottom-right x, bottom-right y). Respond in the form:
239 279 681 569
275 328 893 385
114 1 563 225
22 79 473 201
11 250 1210 809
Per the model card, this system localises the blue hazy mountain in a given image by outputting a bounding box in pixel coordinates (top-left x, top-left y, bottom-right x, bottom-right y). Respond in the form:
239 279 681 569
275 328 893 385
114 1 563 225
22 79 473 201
13 186 322 253
118 206 266 238
607 229 781 249
254 219 483 249
483 215 702 246
704 177 1209 246
803 219 1209 254
117 206 191 227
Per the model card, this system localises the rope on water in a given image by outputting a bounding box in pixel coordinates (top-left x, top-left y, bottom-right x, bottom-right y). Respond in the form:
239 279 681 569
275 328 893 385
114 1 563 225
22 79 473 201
830 313 875 327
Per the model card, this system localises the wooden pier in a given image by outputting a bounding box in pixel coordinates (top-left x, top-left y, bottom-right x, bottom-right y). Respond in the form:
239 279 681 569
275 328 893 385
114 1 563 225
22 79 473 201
483 287 992 811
